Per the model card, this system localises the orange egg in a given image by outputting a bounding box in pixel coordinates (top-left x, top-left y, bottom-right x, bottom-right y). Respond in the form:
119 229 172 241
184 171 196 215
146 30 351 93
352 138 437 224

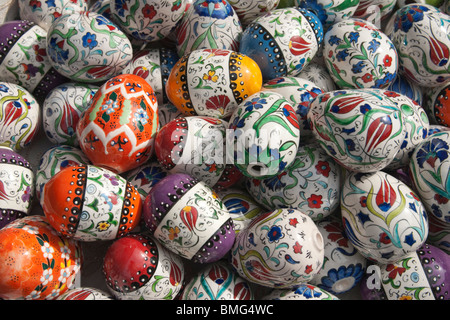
166 49 262 119
76 73 159 174
0 215 82 300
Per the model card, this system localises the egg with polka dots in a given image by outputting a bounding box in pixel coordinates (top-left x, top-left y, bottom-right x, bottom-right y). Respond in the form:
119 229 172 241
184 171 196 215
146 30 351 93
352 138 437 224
42 164 142 241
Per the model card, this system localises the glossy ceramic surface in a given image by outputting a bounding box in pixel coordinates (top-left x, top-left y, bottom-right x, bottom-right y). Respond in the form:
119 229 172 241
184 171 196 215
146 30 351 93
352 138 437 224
389 4 450 87
0 82 40 151
310 217 367 295
110 0 187 42
35 144 90 206
0 215 82 300
409 130 450 224
182 260 254 300
0 20 67 101
143 173 235 263
0 147 34 229
121 48 179 105
175 0 242 57
341 170 429 264
307 89 406 172
228 91 300 179
245 142 342 221
228 0 280 26
239 7 324 80
103 233 185 300
124 160 168 200
360 243 450 300
323 18 398 89
166 48 262 119
42 164 142 241
76 73 159 174
423 81 450 127
231 208 324 288
43 82 98 146
262 76 324 142
46 11 133 82
18 0 88 31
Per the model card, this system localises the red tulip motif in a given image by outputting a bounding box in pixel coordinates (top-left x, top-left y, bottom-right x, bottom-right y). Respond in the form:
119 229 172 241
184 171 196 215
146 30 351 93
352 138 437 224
289 35 311 56
180 205 198 232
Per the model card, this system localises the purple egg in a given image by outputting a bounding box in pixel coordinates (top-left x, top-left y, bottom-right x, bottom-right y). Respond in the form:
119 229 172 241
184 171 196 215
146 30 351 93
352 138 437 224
143 173 235 264
360 243 450 300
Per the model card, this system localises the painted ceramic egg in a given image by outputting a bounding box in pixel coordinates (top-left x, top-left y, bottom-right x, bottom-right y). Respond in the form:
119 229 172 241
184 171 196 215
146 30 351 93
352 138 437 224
121 48 179 105
341 170 429 264
409 130 450 224
175 0 242 57
42 164 142 241
228 91 300 179
89 0 113 20
103 233 185 300
310 217 367 295
298 61 337 92
262 76 324 142
142 173 235 264
428 213 450 254
182 260 254 300
324 18 398 89
245 142 342 221
376 90 429 170
57 287 113 300
46 11 133 82
0 82 40 151
360 243 450 300
387 73 423 106
0 215 82 300
166 48 263 119
0 147 34 229
217 187 265 234
0 20 68 102
18 0 88 31
239 7 324 80
307 89 406 172
231 208 324 288
124 160 168 200
228 0 280 26
296 0 361 30
76 73 159 174
262 284 339 300
354 0 397 21
35 144 90 206
155 116 242 189
43 82 98 146
110 0 187 42
389 4 450 87
423 81 450 127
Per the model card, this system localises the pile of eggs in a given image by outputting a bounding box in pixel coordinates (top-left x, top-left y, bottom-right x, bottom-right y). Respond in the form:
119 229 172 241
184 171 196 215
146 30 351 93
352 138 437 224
0 0 449 301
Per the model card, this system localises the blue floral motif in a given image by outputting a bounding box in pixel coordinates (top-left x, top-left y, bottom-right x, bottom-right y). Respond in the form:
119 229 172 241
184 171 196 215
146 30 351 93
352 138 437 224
194 0 233 19
82 32 98 50
48 37 69 64
134 108 149 125
348 32 360 44
394 5 429 33
114 0 128 17
267 225 283 242
265 175 286 192
294 285 322 299
374 72 396 88
101 99 119 114
351 61 365 74
367 39 380 53
318 264 364 295
328 35 341 46
244 97 266 112
360 103 371 114
0 84 8 92
45 0 56 7
336 49 349 62
415 137 449 169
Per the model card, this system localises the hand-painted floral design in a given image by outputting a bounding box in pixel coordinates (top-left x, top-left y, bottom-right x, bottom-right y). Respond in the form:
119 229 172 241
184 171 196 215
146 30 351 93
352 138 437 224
415 137 449 169
394 5 429 33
